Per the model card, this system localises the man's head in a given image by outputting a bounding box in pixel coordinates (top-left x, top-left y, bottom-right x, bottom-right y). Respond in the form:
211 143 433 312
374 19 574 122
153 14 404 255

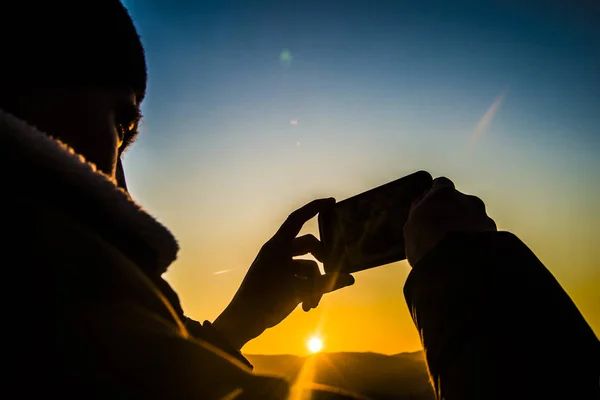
0 1 147 186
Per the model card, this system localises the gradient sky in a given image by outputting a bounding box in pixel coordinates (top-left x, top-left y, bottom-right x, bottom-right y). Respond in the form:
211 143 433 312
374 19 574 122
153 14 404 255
122 0 599 355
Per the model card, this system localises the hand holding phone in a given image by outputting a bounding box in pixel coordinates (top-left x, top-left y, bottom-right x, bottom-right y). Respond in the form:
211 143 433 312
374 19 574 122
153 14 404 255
318 170 433 274
403 176 497 266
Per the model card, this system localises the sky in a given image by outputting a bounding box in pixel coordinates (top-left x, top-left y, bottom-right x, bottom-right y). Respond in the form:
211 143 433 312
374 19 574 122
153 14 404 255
121 0 599 355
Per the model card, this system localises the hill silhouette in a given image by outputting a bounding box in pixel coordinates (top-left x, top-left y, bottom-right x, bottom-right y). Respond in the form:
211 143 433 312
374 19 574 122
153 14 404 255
245 351 435 400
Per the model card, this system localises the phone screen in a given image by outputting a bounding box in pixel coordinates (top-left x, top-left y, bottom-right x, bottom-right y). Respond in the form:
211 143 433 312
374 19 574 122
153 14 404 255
319 171 432 274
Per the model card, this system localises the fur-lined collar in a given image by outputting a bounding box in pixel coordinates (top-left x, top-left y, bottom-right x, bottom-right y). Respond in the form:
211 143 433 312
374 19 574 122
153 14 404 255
0 108 178 273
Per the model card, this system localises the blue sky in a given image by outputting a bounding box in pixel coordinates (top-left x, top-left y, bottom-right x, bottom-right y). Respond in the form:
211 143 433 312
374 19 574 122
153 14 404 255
121 0 599 354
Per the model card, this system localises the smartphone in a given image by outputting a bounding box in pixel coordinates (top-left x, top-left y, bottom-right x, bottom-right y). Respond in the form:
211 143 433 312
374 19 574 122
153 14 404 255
318 170 432 274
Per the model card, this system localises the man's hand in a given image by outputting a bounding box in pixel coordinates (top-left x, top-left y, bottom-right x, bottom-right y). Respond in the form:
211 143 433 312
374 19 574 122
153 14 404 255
404 177 497 267
213 198 355 350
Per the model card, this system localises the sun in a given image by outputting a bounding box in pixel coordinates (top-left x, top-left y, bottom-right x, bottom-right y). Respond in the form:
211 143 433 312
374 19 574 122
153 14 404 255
307 336 323 354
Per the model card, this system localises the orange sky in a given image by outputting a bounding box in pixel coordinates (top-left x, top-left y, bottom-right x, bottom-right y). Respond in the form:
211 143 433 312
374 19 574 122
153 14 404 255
130 140 599 355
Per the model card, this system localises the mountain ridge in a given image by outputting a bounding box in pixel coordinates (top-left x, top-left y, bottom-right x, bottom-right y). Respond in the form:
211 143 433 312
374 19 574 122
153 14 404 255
244 350 434 400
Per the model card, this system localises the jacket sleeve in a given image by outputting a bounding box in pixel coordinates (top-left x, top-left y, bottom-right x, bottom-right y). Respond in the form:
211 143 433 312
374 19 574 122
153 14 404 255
404 231 600 400
184 318 254 370
150 275 253 369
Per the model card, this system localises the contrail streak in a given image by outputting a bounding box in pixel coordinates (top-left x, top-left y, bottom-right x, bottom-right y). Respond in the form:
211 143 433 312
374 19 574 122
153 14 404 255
212 269 234 276
469 88 508 147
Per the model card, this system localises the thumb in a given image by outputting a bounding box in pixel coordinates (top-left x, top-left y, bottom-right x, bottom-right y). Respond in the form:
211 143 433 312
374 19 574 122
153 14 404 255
315 273 355 294
301 273 354 312
296 273 355 296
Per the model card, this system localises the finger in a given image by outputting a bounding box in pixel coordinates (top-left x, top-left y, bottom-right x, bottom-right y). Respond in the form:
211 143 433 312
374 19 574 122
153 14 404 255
295 273 354 297
292 259 320 279
485 216 498 231
432 176 455 190
466 194 486 212
300 274 354 311
302 294 322 312
316 273 355 294
409 187 431 212
275 198 336 242
417 176 457 207
411 177 455 212
292 234 324 261
299 273 355 311
292 259 322 311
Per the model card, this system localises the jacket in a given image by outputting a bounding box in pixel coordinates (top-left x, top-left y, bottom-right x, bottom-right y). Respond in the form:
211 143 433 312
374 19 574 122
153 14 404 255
1 108 288 399
405 232 600 399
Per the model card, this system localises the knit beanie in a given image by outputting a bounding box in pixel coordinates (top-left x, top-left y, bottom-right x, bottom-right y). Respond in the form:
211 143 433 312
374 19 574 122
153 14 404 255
2 1 147 103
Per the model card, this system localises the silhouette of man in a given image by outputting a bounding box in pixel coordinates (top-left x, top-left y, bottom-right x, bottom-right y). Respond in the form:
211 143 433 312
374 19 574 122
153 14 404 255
1 2 597 400
2 3 353 399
